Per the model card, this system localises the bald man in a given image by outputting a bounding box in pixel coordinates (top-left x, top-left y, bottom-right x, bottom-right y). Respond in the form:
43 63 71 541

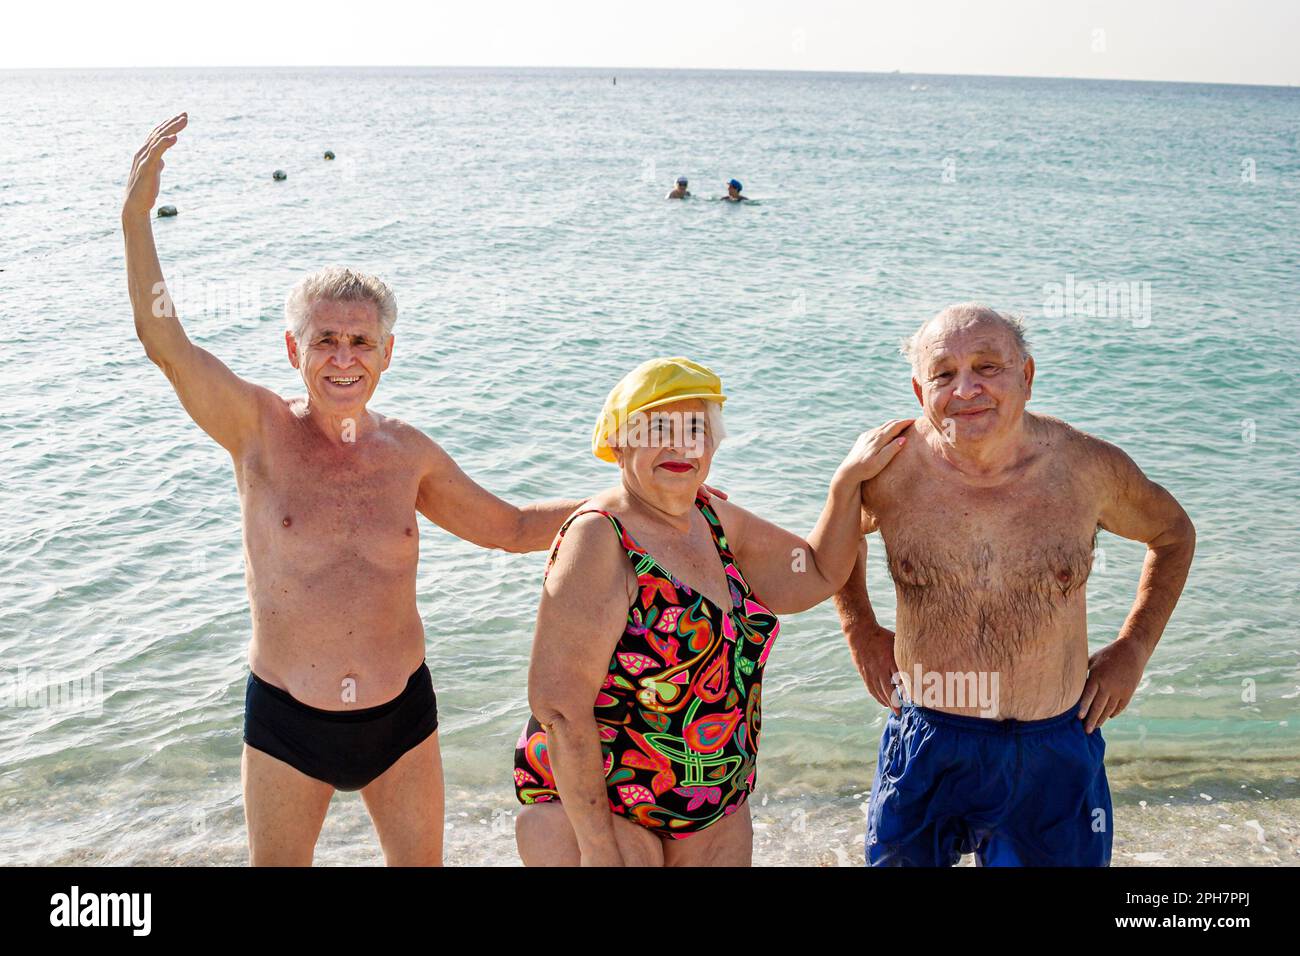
834 304 1195 866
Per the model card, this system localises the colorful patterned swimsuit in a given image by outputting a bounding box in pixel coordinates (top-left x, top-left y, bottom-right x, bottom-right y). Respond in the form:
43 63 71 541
513 492 781 838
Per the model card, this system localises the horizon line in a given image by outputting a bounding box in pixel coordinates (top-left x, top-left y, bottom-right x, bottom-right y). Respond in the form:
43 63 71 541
2 63 1296 90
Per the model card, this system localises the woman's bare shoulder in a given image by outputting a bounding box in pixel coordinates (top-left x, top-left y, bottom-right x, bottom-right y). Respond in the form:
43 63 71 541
547 498 634 602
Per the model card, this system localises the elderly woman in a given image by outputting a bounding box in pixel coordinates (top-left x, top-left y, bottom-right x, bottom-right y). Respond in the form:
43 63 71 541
513 357 909 866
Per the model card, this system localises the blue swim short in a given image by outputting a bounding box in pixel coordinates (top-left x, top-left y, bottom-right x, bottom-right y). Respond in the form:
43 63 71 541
866 702 1112 866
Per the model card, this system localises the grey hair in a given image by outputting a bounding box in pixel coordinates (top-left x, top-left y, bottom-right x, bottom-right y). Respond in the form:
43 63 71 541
284 266 397 345
607 401 727 456
705 402 727 446
900 303 1030 371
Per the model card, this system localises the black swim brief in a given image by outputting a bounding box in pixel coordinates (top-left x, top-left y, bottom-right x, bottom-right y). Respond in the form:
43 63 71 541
243 662 439 791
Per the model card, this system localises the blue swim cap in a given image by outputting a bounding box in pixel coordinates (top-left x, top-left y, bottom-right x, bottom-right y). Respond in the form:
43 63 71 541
728 179 743 191
677 176 688 185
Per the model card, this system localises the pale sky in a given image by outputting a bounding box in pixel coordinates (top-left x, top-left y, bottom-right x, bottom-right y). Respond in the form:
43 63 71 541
4 0 1297 86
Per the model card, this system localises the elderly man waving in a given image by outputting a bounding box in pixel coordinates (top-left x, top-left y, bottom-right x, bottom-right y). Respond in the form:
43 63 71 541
123 113 585 865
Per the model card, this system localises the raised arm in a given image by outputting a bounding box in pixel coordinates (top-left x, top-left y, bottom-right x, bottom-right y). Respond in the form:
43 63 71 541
526 513 636 866
1079 438 1196 732
123 113 270 456
718 419 911 615
414 437 584 552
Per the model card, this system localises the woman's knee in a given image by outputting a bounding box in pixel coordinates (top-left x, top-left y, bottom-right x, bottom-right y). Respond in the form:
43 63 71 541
515 802 579 866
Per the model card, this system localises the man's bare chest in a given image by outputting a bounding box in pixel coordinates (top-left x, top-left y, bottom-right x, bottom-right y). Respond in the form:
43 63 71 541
237 430 422 570
875 468 1099 604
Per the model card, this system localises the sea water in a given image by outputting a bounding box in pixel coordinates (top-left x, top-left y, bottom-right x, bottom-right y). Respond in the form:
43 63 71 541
1 67 1296 865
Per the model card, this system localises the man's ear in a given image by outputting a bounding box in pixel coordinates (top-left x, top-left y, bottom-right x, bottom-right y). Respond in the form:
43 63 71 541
382 335 395 371
285 330 300 368
1023 356 1035 400
912 376 923 405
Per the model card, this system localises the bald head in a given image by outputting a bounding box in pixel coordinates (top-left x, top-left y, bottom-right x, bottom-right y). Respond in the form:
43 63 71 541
902 303 1035 445
901 304 1030 373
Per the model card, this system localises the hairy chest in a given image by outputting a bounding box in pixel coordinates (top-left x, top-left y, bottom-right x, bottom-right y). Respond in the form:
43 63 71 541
875 470 1100 614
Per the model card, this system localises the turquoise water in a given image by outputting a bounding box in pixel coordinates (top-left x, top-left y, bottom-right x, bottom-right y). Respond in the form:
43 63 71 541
1 68 1297 865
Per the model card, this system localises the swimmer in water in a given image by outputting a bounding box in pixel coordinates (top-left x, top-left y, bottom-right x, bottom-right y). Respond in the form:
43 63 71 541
723 178 747 202
666 176 691 199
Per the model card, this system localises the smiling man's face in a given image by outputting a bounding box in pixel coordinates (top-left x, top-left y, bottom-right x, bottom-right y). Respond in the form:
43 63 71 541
911 313 1034 445
286 298 393 414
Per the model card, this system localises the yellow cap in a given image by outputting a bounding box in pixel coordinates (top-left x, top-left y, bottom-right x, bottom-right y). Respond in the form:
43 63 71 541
591 357 726 462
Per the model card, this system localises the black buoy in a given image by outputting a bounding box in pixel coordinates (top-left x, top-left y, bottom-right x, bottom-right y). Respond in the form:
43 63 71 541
156 205 178 218
324 150 335 160
273 169 287 181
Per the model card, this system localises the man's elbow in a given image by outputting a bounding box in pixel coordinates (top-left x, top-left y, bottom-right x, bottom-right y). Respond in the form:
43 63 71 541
1179 512 1197 559
134 317 158 357
1172 501 1196 547
138 336 166 369
138 338 176 382
136 328 185 378
1154 508 1197 561
469 511 527 554
501 509 534 554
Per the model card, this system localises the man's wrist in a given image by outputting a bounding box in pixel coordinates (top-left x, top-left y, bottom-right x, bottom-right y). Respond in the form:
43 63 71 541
1115 627 1157 660
842 614 883 638
121 209 152 230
